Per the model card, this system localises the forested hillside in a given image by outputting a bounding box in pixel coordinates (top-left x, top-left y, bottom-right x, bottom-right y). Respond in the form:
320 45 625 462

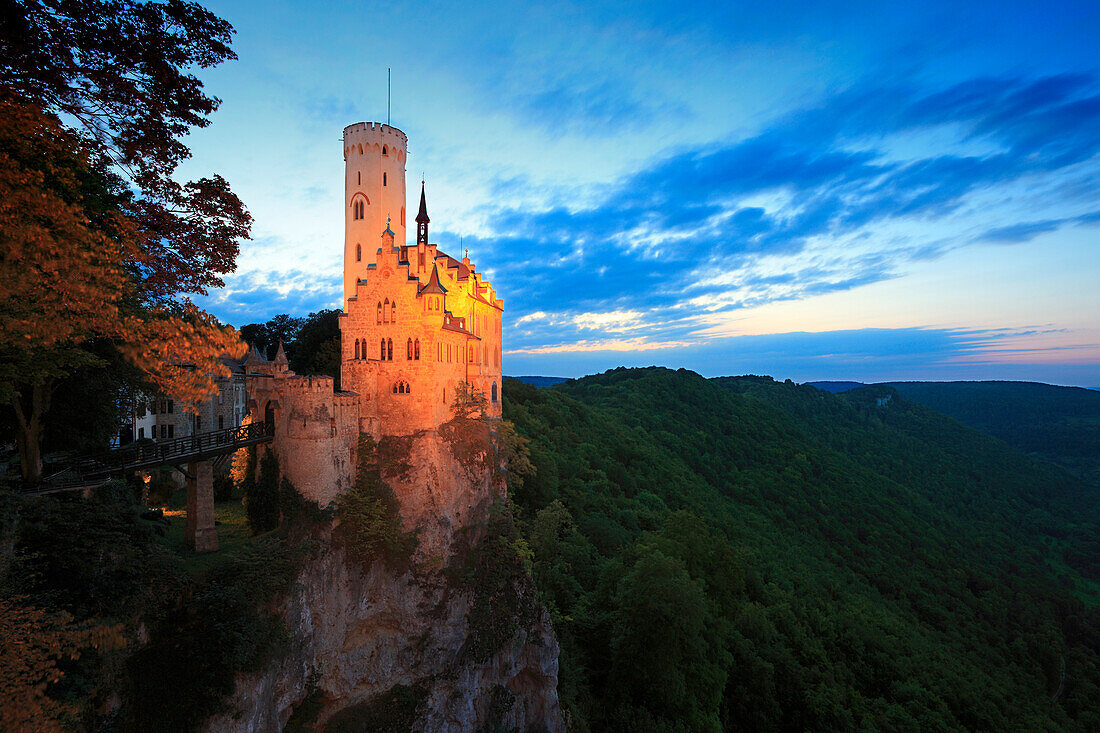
885 381 1100 484
503 368 1100 731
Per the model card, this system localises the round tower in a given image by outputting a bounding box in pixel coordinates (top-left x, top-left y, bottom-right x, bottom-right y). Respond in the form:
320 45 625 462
343 122 408 309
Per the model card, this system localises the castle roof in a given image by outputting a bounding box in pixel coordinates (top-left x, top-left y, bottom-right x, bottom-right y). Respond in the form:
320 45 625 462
416 181 429 224
419 263 448 296
274 340 289 365
243 343 267 365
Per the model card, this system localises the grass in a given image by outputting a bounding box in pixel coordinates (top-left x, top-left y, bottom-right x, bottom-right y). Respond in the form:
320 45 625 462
153 490 267 577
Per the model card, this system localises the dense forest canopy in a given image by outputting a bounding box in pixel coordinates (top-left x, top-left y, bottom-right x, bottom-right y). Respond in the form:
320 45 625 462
884 381 1100 484
504 368 1100 731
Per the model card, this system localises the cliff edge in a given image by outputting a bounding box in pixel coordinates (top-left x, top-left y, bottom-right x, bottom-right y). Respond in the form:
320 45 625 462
202 419 562 732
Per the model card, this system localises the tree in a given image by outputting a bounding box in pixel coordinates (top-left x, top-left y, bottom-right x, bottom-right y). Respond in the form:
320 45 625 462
0 1 251 482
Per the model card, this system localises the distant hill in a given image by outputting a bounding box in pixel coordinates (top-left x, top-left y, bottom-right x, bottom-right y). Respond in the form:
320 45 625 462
884 381 1100 484
506 375 570 387
804 380 864 392
504 368 1100 730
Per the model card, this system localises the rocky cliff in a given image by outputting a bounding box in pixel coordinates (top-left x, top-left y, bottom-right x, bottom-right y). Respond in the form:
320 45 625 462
202 421 562 732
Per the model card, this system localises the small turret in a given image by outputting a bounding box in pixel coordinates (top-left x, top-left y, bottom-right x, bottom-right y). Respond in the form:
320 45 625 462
416 180 429 246
274 340 289 365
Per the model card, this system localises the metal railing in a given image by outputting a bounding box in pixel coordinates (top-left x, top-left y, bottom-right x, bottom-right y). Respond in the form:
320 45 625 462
36 422 275 490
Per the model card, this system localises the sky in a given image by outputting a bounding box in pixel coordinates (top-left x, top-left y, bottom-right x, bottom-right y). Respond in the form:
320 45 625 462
184 0 1100 387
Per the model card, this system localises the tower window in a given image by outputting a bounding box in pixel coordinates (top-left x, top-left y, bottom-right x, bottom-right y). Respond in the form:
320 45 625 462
407 338 413 360
492 382 498 402
383 172 387 186
377 301 382 324
357 171 361 185
382 145 388 156
356 244 361 262
354 339 360 359
414 338 420 360
387 338 393 361
380 338 385 360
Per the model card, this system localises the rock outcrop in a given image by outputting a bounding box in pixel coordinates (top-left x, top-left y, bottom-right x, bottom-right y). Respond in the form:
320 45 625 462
202 424 562 732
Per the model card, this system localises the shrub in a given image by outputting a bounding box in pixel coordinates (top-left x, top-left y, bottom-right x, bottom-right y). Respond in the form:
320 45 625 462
336 435 416 568
213 470 234 502
244 450 280 534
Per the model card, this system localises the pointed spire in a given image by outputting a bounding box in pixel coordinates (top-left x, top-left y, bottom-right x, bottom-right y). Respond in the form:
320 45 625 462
416 180 429 224
416 180 429 246
274 340 288 364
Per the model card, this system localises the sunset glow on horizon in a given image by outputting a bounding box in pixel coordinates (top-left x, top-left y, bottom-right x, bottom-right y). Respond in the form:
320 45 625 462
188 1 1100 387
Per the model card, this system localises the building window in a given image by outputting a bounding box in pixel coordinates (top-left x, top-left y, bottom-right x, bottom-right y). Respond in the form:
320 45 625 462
160 425 166 439
138 427 144 439
195 417 201 431
414 339 420 360
380 338 386 360
442 387 446 403
392 302 397 323
219 415 224 429
357 171 361 185
387 338 393 361
393 382 398 394
492 382 498 402
383 172 387 186
377 301 382 324
356 244 361 262
168 425 174 438
382 298 390 323
168 400 174 414
382 145 387 155
354 339 360 360
406 338 412 360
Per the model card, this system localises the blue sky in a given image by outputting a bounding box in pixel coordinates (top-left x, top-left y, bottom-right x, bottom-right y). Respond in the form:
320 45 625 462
185 0 1100 387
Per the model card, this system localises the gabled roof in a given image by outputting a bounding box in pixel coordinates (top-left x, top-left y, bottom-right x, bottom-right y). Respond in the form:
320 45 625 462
419 263 448 296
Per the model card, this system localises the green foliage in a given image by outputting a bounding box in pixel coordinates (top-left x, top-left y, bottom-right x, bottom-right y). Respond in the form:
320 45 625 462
213 468 234 502
322 683 428 732
127 535 301 731
239 310 342 387
885 380 1100 484
446 499 539 664
503 369 1100 731
244 449 280 534
336 435 416 568
278 477 330 528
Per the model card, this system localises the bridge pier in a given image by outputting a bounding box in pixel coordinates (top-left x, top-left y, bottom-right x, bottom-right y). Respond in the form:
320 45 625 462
185 460 218 553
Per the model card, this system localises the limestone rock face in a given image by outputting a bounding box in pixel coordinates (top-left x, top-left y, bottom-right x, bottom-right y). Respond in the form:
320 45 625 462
202 426 562 732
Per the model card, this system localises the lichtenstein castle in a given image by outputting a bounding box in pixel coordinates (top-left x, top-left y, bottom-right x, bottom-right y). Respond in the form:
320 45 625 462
242 122 503 505
339 122 504 436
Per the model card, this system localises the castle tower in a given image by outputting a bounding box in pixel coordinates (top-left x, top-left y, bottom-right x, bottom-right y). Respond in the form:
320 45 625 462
343 122 408 309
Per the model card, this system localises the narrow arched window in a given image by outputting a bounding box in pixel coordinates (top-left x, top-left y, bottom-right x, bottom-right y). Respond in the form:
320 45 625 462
356 244 361 262
376 301 382 324
383 172 387 186
387 338 393 361
354 339 360 359
407 338 413 360
382 145 387 156
380 339 386 360
357 171 361 185
383 299 390 323
405 381 411 394
492 382 498 402
393 383 399 394
414 339 420 360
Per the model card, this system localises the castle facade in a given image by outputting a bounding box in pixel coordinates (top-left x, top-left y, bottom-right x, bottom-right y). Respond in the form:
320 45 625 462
338 122 504 436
